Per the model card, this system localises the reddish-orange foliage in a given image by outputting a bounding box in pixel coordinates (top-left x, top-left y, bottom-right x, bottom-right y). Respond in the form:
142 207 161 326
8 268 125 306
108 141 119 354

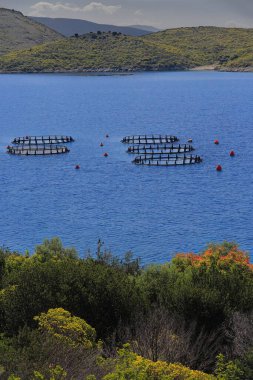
175 246 253 271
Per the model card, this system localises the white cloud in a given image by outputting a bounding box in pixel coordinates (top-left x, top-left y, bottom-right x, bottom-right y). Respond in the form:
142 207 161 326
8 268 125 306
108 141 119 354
30 1 121 17
134 9 143 16
83 2 121 14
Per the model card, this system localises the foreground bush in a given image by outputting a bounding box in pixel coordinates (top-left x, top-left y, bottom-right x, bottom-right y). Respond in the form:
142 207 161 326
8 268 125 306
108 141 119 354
103 345 215 380
0 239 252 376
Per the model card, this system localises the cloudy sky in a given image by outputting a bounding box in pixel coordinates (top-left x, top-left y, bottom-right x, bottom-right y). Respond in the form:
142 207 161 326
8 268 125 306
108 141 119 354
1 0 253 28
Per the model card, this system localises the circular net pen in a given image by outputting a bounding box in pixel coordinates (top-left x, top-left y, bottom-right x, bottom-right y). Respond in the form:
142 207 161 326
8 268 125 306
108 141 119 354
7 145 70 156
12 135 75 145
127 144 194 154
133 154 203 166
121 135 179 144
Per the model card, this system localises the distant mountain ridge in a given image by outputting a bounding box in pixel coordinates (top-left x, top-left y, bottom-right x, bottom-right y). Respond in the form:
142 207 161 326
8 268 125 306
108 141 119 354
0 8 63 55
30 16 155 37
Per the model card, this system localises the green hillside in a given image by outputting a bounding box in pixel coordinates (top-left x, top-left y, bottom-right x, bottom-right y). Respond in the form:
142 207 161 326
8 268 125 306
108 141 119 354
0 26 253 72
0 8 63 55
145 26 253 70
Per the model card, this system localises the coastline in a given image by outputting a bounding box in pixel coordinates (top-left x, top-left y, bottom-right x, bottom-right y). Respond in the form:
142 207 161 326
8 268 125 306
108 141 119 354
0 66 253 74
190 64 217 71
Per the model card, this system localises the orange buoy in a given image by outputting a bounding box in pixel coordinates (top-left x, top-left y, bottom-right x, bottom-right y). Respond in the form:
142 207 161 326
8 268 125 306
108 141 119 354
230 150 235 157
75 164 80 169
216 164 222 171
106 134 109 138
214 140 219 145
104 152 108 157
100 142 104 147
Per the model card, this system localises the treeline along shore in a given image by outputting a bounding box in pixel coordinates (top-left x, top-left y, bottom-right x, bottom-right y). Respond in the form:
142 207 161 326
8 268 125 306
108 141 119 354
0 238 253 379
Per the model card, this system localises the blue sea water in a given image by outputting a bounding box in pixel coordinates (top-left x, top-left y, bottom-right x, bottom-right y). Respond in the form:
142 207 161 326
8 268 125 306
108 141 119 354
0 71 253 264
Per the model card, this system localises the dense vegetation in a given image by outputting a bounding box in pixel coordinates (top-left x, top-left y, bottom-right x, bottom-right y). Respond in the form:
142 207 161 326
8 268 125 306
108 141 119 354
0 238 252 379
1 27 253 72
0 8 63 55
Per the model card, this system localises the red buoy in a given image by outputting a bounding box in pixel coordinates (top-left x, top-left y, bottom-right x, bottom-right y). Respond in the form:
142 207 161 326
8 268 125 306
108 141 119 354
100 142 104 147
216 164 222 171
104 152 108 157
214 140 219 145
230 150 235 157
75 165 80 170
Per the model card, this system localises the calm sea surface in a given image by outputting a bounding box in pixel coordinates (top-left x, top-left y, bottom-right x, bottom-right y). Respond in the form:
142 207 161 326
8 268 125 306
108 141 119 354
0 72 253 263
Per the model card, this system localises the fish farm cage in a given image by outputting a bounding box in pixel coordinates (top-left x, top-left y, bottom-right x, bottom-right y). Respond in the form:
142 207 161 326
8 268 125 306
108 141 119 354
7 135 75 156
121 135 179 145
12 135 74 145
127 144 194 154
121 134 202 167
7 145 70 156
133 154 202 166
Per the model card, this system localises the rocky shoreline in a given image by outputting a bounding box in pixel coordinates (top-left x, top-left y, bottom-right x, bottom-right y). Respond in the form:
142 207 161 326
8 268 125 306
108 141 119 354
0 65 252 74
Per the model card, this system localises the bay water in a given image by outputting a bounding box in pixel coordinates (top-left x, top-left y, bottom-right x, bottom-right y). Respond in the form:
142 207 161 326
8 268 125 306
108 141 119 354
0 71 252 263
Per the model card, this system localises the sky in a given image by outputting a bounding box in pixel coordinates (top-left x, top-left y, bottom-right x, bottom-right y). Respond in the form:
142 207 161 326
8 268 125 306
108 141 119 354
1 0 253 29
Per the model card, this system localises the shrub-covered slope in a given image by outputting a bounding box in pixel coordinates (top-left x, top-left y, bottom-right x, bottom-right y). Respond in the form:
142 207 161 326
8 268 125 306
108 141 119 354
0 32 187 72
0 8 63 55
0 26 253 72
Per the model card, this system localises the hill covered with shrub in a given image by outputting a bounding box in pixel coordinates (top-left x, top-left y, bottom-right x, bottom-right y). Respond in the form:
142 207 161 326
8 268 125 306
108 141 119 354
0 8 63 55
0 27 253 72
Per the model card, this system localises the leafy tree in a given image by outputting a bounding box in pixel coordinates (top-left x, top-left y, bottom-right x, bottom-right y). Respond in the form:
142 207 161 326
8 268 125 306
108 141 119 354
103 344 215 380
234 349 253 380
139 243 253 323
32 238 77 263
33 365 67 380
215 354 243 380
1 310 101 379
34 308 96 349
